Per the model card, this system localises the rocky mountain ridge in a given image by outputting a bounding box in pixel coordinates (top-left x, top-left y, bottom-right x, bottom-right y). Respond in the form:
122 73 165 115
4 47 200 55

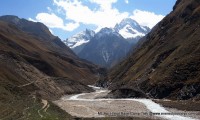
63 29 95 54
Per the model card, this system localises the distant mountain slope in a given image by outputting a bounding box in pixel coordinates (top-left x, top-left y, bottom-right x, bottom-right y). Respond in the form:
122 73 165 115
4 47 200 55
78 28 131 68
114 18 150 44
0 15 76 57
0 15 104 119
64 18 150 68
108 0 200 100
0 15 103 85
63 29 95 54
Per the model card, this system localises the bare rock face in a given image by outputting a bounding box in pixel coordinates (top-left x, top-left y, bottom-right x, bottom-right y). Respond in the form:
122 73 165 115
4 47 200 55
177 83 200 100
108 0 200 100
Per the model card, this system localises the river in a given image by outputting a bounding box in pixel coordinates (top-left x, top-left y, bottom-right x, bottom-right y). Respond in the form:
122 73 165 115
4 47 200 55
54 85 199 120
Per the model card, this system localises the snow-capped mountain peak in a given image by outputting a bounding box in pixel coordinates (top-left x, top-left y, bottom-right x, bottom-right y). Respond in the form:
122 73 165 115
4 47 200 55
118 24 145 39
63 18 151 68
64 29 95 48
116 18 140 30
114 18 150 40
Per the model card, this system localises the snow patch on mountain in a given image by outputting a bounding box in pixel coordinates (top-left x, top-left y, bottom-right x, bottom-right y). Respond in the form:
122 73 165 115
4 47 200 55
141 26 149 32
64 18 150 50
71 39 90 48
119 24 145 39
101 48 110 63
64 29 95 48
114 18 150 40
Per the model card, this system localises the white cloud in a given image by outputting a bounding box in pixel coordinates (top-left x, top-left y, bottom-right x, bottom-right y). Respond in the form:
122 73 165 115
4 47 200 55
53 0 129 29
125 0 129 4
89 0 117 10
31 0 164 33
64 22 80 31
32 13 79 31
130 9 164 28
36 13 63 28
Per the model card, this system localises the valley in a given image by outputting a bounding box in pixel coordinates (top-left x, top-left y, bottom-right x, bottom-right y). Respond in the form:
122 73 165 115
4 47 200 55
54 85 200 120
0 0 200 120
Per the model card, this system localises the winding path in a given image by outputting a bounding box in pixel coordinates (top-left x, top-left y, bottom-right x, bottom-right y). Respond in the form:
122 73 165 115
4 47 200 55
54 86 198 120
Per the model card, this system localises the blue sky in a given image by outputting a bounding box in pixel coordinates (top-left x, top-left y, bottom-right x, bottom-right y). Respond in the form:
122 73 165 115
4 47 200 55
0 0 176 40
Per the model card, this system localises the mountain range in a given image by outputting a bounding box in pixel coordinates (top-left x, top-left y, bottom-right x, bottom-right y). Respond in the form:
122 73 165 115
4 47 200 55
65 18 150 68
1 0 200 119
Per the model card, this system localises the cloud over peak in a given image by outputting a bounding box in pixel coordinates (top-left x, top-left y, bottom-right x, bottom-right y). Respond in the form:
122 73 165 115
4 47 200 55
30 0 165 32
131 9 164 28
53 0 128 29
31 13 79 31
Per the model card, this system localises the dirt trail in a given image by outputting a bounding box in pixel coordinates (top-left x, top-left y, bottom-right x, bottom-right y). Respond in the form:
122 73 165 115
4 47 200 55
17 77 49 88
38 99 49 118
18 81 35 87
